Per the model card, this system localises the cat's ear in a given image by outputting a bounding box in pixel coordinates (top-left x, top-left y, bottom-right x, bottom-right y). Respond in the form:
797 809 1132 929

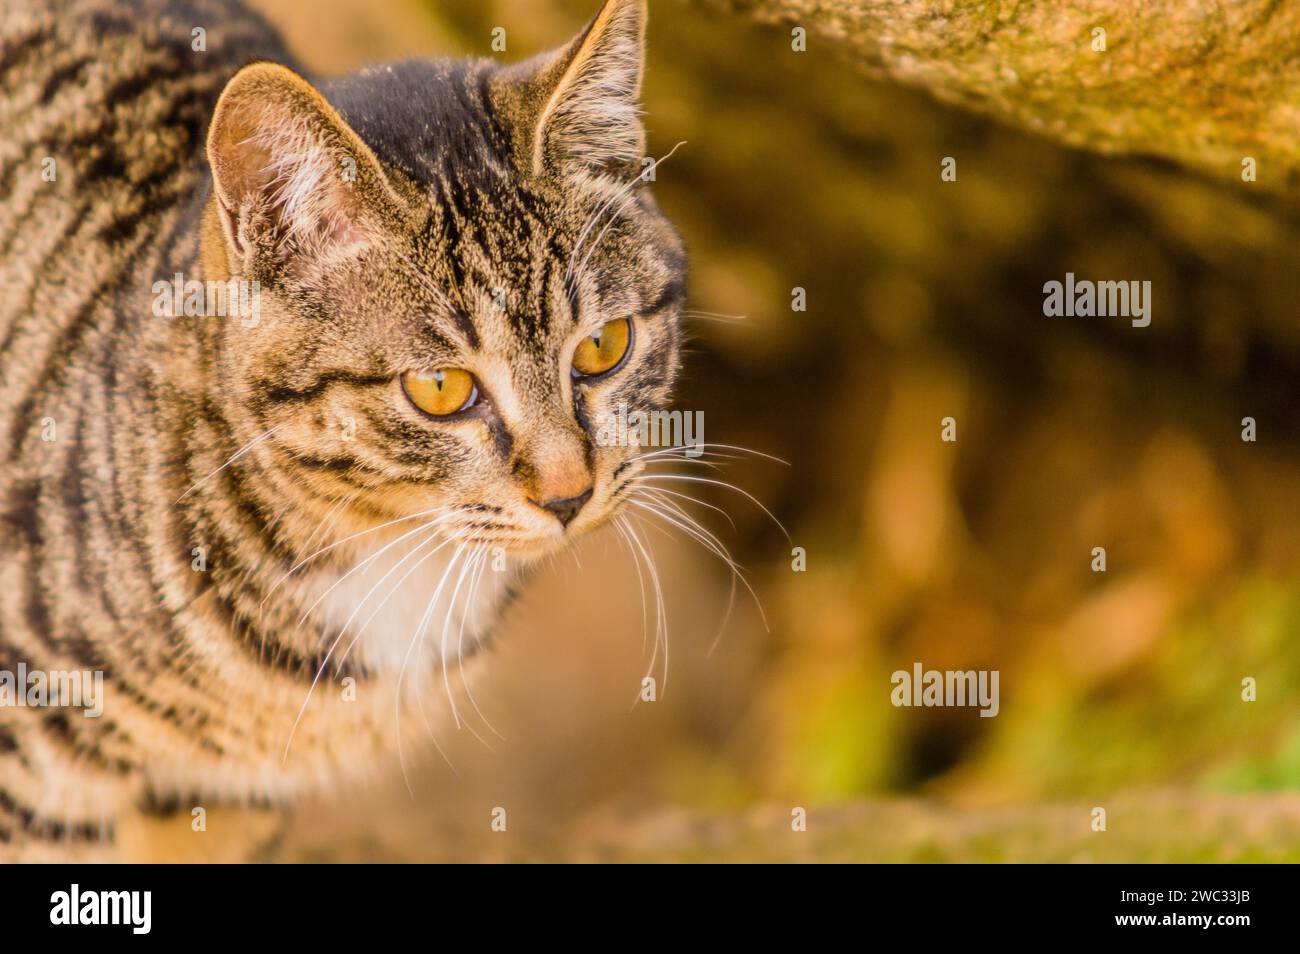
497 0 647 178
206 62 402 268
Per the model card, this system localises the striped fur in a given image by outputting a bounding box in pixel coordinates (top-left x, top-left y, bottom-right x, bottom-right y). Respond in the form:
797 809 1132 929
0 0 684 861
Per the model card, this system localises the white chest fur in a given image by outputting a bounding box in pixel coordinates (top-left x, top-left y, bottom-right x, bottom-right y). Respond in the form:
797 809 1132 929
295 533 512 679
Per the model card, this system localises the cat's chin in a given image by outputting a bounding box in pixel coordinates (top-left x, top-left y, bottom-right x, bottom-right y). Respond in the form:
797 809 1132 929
499 536 577 562
495 514 615 562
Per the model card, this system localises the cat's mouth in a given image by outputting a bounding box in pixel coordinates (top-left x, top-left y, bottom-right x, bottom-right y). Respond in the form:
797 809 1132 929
427 518 572 561
459 499 615 560
467 521 594 561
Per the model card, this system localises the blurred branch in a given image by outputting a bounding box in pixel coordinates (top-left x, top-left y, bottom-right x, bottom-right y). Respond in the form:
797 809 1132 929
696 0 1300 191
285 793 1300 861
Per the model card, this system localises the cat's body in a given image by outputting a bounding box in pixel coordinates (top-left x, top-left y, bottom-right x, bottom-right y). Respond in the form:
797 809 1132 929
0 0 684 861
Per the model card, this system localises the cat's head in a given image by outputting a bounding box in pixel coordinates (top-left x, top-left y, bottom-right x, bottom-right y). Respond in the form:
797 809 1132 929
200 0 684 560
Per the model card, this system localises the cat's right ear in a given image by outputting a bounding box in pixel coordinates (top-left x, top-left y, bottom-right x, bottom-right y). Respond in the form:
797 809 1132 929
206 62 404 271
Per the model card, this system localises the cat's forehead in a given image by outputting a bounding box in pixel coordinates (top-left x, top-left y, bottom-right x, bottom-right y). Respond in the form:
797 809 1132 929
324 58 583 224
411 166 591 354
321 58 675 357
324 59 506 190
325 62 599 341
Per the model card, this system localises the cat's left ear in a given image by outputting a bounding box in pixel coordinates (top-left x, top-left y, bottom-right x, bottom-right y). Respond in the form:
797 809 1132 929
494 0 647 179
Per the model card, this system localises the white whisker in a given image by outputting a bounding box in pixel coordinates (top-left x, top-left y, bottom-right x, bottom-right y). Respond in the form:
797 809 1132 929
620 515 668 698
260 503 455 614
175 423 286 503
614 515 650 657
630 473 791 543
330 526 459 650
638 484 737 531
456 549 502 741
634 442 789 467
566 140 687 286
629 495 768 634
289 508 465 626
682 309 748 323
395 542 468 794
438 549 478 730
279 516 464 764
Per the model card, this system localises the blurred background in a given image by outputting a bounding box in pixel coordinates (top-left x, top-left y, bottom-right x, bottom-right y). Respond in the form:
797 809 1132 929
254 0 1300 861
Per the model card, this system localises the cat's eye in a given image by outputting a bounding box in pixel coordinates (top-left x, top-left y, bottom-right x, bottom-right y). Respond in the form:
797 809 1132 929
572 318 632 377
402 368 478 417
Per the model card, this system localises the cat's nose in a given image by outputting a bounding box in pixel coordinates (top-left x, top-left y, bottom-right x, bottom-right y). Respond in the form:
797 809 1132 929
535 488 593 528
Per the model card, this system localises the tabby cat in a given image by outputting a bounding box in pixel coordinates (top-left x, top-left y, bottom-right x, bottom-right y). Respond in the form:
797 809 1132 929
0 0 685 861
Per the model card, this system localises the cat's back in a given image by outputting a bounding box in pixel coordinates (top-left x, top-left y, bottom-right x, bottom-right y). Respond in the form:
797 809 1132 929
0 0 292 347
0 0 292 452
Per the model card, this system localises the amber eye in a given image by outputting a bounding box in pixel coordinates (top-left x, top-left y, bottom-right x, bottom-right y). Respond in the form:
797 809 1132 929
572 318 632 377
402 368 478 417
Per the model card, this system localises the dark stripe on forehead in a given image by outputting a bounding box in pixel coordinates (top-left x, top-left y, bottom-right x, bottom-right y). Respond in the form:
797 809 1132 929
475 66 511 156
448 307 480 351
517 252 558 342
433 177 469 289
452 61 490 136
404 217 479 350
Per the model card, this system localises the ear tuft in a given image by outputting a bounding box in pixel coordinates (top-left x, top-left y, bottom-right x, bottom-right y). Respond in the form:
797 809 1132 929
531 0 647 176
